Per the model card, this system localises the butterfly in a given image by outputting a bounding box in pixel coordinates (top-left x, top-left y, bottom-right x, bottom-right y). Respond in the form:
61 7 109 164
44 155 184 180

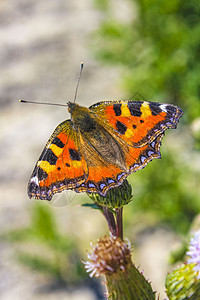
27 100 183 200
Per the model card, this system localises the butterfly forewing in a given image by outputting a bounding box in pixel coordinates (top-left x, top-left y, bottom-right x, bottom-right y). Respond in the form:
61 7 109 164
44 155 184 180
28 120 88 200
90 100 183 147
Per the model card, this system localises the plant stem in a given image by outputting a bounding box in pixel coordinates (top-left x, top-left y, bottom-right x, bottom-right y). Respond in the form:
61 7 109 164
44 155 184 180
103 207 117 236
116 207 123 240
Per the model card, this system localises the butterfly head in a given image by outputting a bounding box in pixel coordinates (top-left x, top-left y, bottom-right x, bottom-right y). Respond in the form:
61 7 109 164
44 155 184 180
68 101 97 133
68 101 79 114
68 101 91 120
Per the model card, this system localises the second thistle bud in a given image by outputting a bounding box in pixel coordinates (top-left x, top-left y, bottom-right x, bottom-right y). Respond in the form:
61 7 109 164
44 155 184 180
166 263 200 300
166 230 200 299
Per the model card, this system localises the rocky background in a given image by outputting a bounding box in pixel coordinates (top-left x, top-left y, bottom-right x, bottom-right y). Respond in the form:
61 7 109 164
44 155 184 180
0 1 179 299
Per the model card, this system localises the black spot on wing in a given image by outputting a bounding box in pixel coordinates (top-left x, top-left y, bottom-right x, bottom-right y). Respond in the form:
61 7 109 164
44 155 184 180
116 121 127 135
65 163 70 167
38 167 48 180
52 137 65 148
149 102 162 115
132 124 137 129
69 148 81 161
128 102 142 117
43 148 58 165
113 103 122 116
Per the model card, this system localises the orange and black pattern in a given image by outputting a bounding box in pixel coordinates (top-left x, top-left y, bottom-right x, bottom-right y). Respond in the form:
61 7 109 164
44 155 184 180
28 100 183 200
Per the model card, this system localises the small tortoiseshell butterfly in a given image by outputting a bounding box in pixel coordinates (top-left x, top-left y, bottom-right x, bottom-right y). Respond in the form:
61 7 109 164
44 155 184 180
27 99 183 200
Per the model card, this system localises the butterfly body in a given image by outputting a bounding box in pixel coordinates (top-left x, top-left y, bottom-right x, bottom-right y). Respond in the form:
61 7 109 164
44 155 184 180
28 100 183 200
69 102 128 171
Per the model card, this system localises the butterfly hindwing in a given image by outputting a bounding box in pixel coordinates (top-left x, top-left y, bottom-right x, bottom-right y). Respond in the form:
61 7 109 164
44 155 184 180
72 128 164 196
28 120 88 200
90 100 183 147
70 122 129 195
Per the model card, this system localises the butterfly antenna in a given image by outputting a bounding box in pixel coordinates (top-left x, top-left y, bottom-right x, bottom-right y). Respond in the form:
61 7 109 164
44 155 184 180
19 99 68 107
19 63 84 106
73 62 84 103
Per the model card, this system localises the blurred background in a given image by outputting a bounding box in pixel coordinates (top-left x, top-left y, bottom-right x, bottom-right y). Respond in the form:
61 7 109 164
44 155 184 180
1 0 200 299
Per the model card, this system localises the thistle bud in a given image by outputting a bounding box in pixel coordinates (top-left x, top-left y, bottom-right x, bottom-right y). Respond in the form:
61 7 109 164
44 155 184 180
166 230 200 299
84 236 155 300
166 263 200 300
88 179 133 209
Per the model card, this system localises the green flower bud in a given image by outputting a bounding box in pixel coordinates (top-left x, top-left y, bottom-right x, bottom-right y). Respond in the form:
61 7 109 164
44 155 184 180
88 179 133 209
165 263 200 300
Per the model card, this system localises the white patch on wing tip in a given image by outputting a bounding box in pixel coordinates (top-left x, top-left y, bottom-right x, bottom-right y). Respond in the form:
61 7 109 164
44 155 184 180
30 176 39 186
159 104 167 113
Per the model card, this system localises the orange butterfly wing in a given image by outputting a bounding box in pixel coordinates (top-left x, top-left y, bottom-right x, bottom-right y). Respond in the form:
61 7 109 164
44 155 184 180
28 100 183 200
89 100 182 147
73 133 164 196
70 100 182 196
28 120 88 200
